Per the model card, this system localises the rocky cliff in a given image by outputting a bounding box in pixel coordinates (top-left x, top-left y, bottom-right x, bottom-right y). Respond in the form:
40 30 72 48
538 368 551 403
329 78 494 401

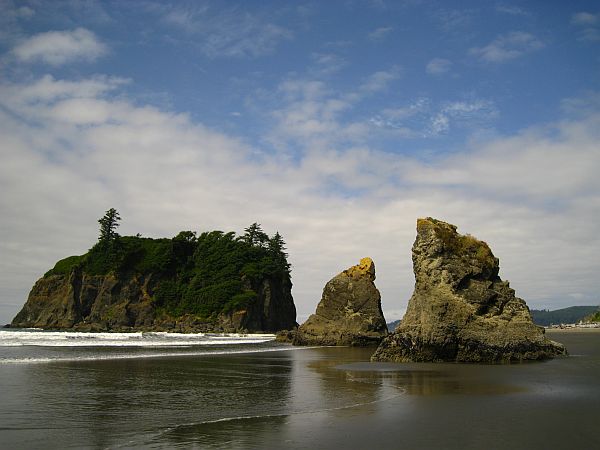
12 269 296 333
371 218 566 362
293 257 388 346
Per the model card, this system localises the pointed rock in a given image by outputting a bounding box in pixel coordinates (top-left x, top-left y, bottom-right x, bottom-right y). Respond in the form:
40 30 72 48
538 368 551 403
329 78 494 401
371 218 566 362
294 257 388 346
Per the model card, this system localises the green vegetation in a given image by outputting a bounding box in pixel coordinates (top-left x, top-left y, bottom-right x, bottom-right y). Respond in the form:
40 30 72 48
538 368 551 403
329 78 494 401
585 311 600 323
418 218 495 268
45 210 291 320
44 255 85 277
530 306 600 326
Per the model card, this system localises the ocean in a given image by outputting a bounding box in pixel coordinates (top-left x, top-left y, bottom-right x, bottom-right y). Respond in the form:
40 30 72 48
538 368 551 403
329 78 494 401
0 329 598 449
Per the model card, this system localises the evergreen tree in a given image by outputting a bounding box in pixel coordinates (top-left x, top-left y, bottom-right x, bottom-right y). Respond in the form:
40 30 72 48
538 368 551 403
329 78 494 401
243 222 269 247
98 208 121 244
269 232 290 273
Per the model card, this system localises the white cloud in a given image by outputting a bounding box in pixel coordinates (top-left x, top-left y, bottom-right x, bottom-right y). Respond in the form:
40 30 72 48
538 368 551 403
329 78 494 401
359 67 402 93
470 31 544 63
429 100 497 135
368 26 393 42
1 76 599 326
571 12 599 26
310 52 347 75
161 5 291 58
12 28 107 65
406 116 600 199
433 9 473 32
495 4 529 16
268 69 401 151
14 6 35 18
4 74 128 103
571 12 600 42
426 58 452 75
369 98 496 136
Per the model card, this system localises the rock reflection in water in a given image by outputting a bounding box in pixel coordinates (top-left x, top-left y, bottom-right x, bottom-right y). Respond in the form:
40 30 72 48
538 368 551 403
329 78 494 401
336 361 526 396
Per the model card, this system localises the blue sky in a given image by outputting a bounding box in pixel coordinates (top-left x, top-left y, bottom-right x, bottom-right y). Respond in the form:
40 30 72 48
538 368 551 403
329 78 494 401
1 0 599 324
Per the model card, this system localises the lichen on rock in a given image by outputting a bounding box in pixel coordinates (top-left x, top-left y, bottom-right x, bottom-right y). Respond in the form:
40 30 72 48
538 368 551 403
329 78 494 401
294 257 388 346
371 218 566 363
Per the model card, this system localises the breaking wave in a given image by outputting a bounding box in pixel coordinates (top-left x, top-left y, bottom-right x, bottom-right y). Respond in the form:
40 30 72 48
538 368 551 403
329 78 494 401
0 330 276 347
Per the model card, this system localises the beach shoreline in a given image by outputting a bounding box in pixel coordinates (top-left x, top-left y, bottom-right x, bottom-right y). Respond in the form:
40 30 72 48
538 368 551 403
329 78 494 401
546 326 600 333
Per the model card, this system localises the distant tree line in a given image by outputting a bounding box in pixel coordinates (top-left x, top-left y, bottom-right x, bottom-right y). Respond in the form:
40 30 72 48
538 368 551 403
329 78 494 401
530 306 600 326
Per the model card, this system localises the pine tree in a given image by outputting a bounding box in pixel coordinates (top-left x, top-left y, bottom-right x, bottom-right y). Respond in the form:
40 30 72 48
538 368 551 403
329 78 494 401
98 208 121 244
269 232 290 273
243 222 269 247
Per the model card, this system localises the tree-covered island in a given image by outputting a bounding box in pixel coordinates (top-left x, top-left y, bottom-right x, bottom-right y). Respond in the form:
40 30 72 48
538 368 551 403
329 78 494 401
11 209 297 332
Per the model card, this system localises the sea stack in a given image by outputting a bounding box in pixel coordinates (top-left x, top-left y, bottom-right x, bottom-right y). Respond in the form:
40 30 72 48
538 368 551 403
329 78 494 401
371 218 566 363
294 257 388 346
11 224 297 333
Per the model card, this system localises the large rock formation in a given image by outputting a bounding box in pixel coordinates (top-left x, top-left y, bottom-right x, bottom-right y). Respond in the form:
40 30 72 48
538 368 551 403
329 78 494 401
372 218 566 363
294 257 388 346
12 269 296 333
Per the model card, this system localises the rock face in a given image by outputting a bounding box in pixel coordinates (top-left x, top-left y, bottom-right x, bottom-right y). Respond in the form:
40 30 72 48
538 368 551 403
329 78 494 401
294 258 388 346
11 269 296 333
372 218 566 363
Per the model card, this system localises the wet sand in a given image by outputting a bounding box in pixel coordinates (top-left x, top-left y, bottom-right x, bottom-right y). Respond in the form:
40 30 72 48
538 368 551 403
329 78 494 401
0 331 598 449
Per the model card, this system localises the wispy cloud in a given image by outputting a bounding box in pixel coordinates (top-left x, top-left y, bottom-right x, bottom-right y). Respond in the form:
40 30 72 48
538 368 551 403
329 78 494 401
310 52 347 75
359 67 402 93
369 97 496 136
426 57 452 75
470 31 544 63
161 5 291 58
495 4 529 16
428 100 497 135
0 74 128 108
12 28 107 65
368 26 393 42
267 67 401 151
11 5 35 18
368 98 429 136
269 79 365 151
433 9 473 32
571 12 600 26
571 12 600 42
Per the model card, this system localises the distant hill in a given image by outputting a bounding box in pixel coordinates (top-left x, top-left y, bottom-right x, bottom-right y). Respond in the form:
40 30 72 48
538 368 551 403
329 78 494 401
387 320 401 332
530 306 599 326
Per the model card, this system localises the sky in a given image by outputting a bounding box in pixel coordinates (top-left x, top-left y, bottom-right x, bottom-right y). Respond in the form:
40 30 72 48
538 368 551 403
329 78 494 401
0 0 599 325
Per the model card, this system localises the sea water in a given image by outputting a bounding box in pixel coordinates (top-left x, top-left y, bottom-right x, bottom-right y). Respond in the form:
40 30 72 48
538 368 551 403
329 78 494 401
0 330 599 449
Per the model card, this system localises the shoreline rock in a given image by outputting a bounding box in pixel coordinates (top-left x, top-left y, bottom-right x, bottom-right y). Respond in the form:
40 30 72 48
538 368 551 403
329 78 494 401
371 218 566 363
294 257 388 346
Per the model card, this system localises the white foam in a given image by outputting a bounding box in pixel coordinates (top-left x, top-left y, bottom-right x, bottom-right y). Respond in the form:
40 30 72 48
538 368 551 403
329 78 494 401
0 330 276 348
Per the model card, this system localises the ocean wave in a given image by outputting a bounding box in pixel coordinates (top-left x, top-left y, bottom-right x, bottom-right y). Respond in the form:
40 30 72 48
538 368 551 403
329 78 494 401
0 330 276 348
